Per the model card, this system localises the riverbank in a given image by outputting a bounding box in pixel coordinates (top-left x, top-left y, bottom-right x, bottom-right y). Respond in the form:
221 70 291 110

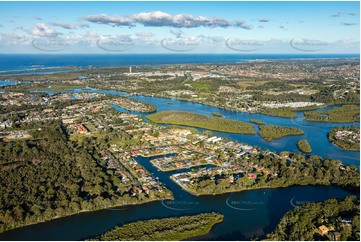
171 176 359 197
328 126 360 151
211 112 223 117
0 192 174 234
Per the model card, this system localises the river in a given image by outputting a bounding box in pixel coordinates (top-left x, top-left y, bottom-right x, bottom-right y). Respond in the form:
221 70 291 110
44 87 359 166
0 87 359 240
0 80 18 87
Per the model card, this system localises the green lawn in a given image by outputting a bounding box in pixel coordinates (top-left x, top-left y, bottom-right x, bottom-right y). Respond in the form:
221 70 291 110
70 132 106 145
191 82 212 91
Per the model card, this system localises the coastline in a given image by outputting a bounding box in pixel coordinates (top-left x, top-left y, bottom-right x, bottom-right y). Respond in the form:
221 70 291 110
0 54 359 73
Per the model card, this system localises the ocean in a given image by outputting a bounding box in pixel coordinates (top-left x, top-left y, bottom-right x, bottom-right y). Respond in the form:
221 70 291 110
0 54 359 72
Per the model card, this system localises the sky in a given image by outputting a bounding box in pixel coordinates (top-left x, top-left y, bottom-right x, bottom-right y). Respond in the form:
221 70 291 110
0 1 359 54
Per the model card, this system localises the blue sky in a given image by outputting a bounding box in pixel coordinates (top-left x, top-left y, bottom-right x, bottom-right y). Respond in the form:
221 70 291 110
0 1 359 53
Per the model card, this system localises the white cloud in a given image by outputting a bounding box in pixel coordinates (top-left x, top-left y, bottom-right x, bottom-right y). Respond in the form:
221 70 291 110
49 22 77 30
235 20 252 30
135 32 155 38
0 32 29 45
83 13 134 27
84 11 245 28
170 29 184 38
341 22 358 26
79 23 90 28
31 23 61 37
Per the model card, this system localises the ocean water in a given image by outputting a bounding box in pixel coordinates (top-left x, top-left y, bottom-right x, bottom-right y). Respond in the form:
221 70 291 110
0 54 359 72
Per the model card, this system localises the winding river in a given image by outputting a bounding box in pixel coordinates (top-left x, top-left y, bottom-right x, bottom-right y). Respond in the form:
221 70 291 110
0 87 359 240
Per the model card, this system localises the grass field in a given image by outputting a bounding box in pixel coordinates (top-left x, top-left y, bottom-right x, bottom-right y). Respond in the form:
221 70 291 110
147 111 255 134
70 132 106 145
191 82 212 91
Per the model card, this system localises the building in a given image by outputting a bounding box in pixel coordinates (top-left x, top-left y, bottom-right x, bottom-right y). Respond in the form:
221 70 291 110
71 124 90 134
247 173 257 179
176 174 190 183
318 225 330 235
